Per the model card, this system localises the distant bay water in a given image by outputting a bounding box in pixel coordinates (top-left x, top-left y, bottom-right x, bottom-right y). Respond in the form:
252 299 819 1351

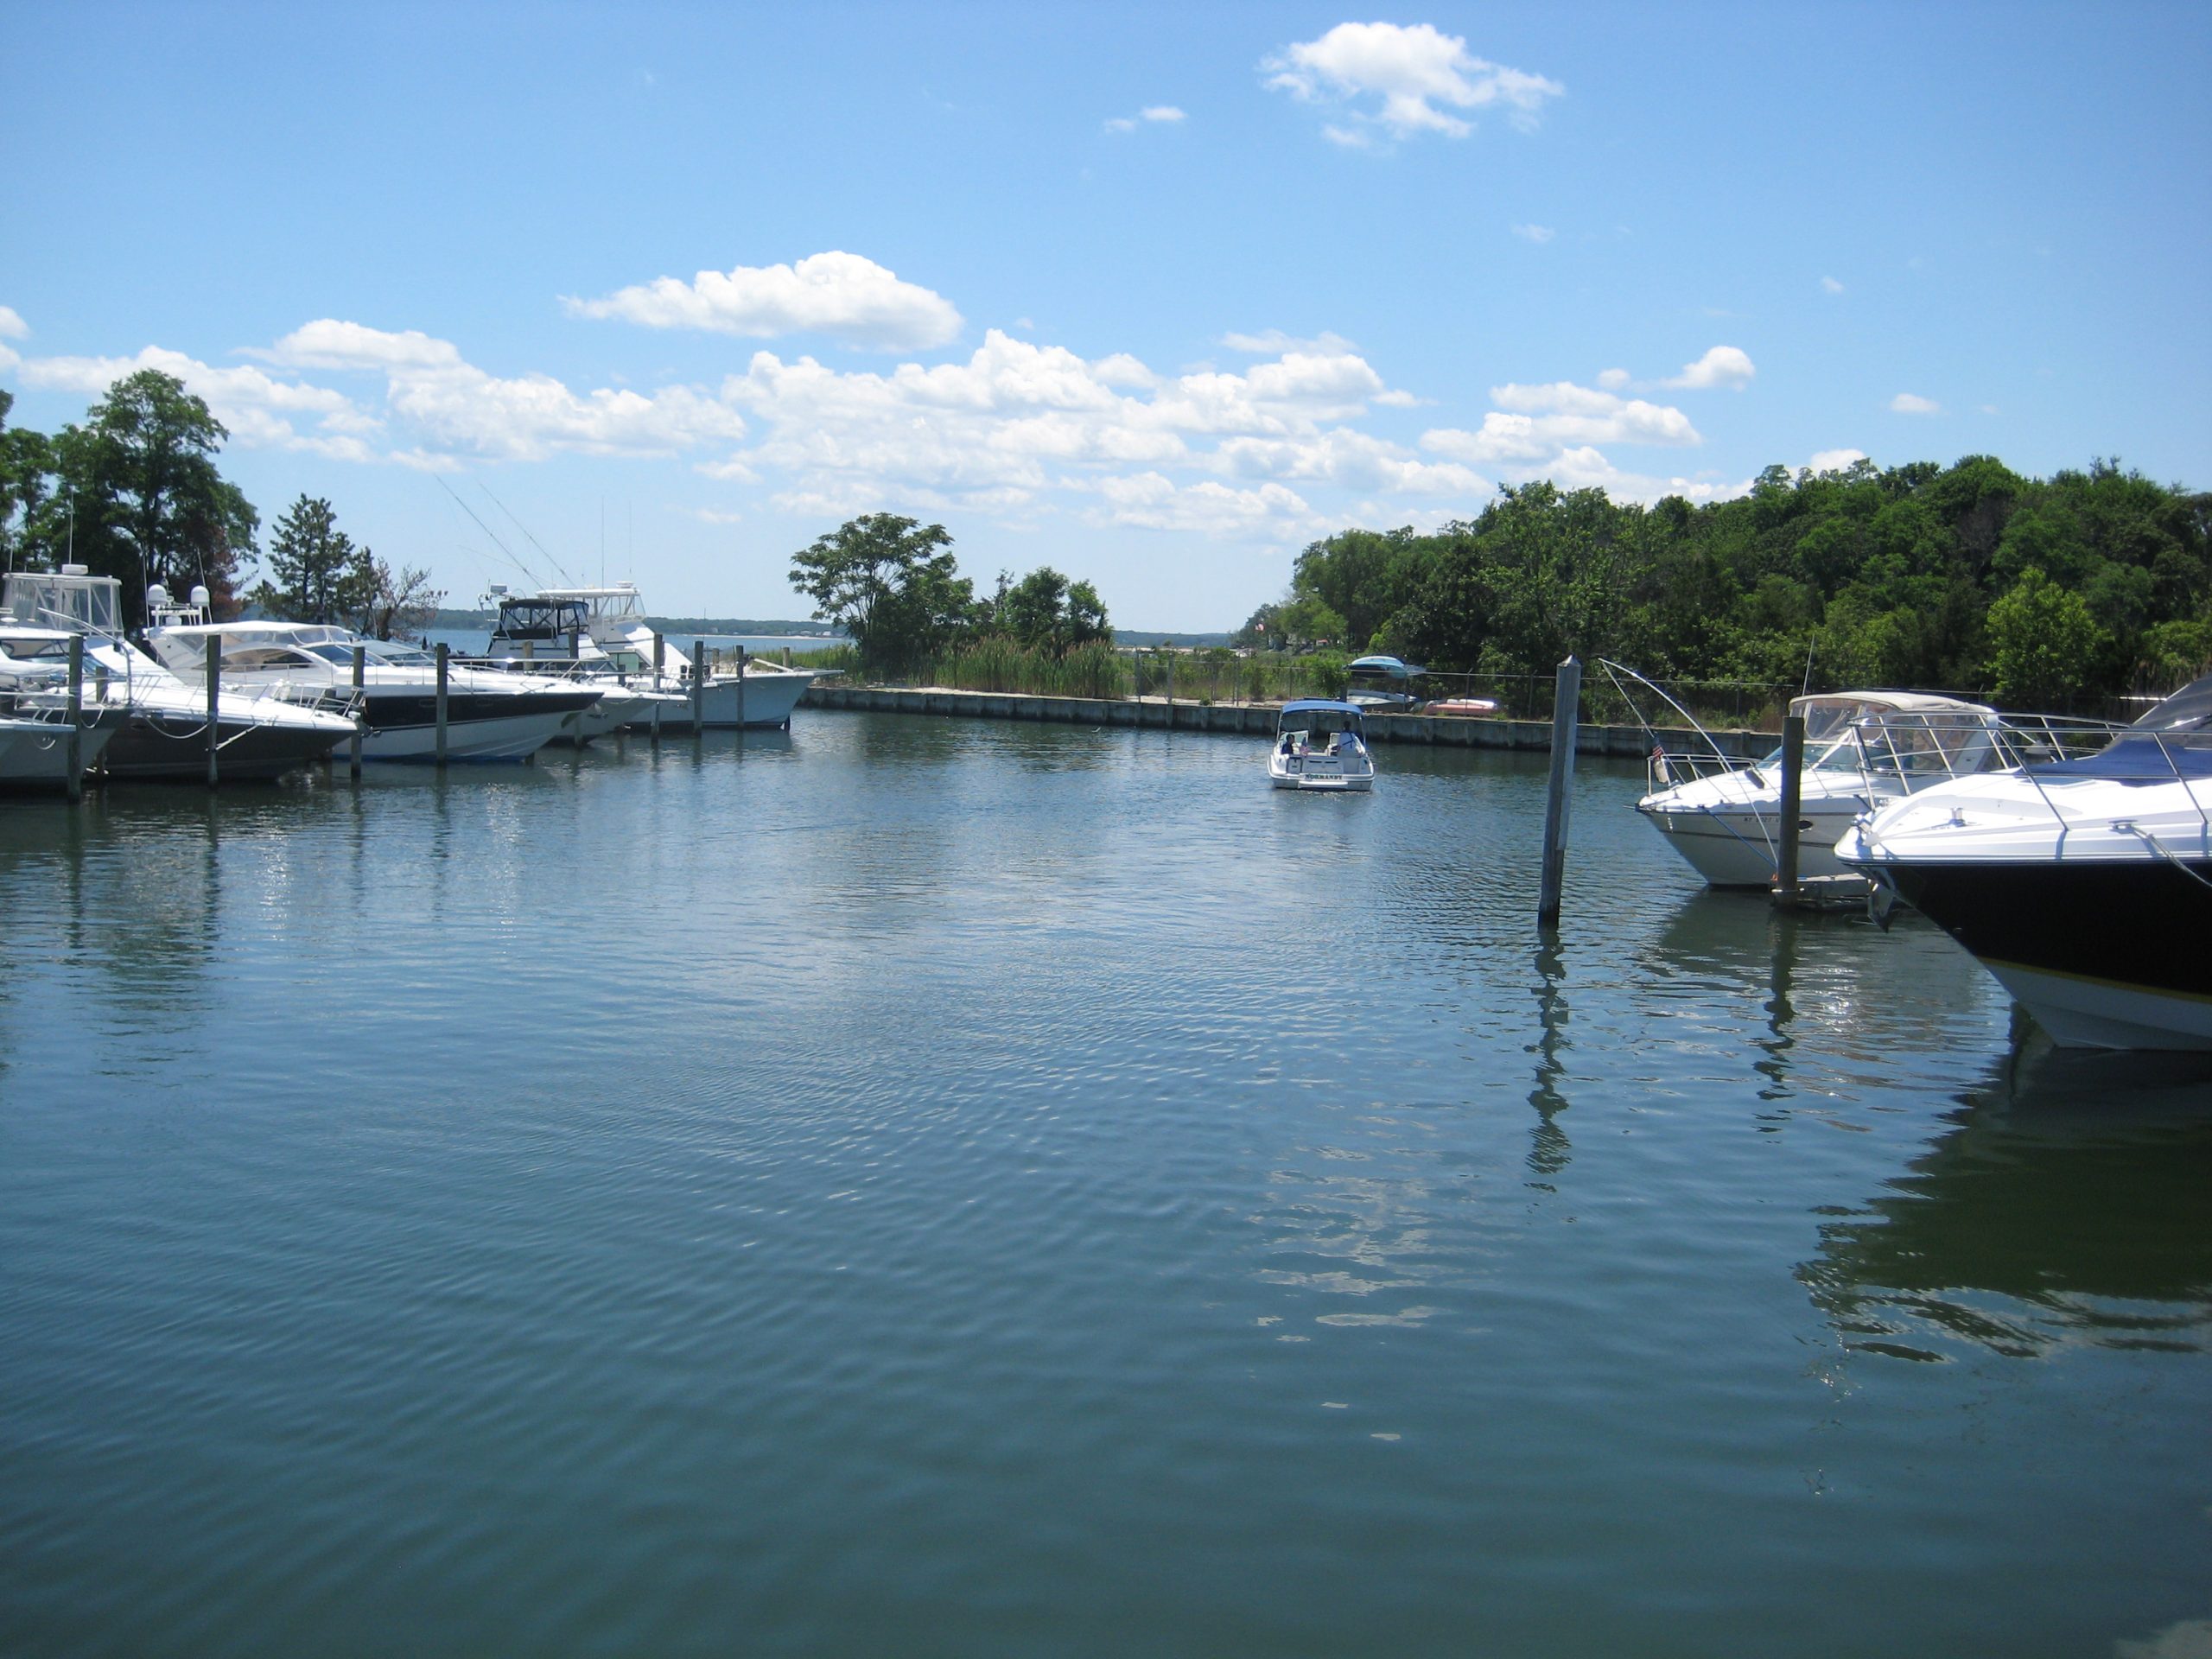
2 712 2206 1658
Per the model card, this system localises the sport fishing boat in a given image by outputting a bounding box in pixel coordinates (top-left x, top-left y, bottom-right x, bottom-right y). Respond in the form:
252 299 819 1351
481 583 822 732
473 589 679 740
0 569 355 781
1637 690 2007 887
143 614 601 763
1838 676 2212 1051
1269 700 1376 792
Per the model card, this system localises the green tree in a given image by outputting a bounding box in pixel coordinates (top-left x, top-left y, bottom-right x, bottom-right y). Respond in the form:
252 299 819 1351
349 558 442 641
251 494 372 622
51 370 257 621
1986 568 2106 708
0 390 60 573
995 565 1111 655
790 513 976 671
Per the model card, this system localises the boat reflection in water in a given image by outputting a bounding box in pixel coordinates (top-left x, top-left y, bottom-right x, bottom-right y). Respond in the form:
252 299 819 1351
1797 1042 2212 1363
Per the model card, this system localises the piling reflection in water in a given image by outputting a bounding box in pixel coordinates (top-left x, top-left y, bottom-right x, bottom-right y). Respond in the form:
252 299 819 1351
1800 1047 2212 1362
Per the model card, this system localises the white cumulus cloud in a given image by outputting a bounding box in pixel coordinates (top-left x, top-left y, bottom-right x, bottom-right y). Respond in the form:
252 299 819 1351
563 251 963 352
20 343 382 460
1511 223 1555 244
1262 22 1562 143
261 321 750 461
1890 392 1941 415
1665 346 1755 390
1106 105 1186 132
1808 448 1868 474
0 306 28 341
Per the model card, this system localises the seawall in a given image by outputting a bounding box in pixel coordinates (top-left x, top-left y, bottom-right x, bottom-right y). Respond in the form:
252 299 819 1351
800 684 1775 760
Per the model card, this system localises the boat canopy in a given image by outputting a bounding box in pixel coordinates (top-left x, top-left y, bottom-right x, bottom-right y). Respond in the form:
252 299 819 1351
1348 655 1421 680
3 570 124 639
493 597 591 640
1278 699 1367 735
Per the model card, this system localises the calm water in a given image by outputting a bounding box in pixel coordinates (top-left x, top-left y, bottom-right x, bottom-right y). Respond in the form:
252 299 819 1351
2 714 2207 1658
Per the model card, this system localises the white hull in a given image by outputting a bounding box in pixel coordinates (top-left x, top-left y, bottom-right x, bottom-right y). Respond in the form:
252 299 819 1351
1985 962 2212 1052
618 668 815 732
361 709 576 762
1637 804 1862 887
0 719 116 786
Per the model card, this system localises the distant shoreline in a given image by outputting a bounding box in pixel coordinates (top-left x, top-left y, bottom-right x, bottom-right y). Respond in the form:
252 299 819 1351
430 608 1231 648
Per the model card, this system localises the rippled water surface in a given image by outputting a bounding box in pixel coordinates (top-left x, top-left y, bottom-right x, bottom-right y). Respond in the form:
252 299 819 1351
3 713 2208 1657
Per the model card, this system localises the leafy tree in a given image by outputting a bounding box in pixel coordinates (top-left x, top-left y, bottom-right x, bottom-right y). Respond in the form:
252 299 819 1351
790 513 976 671
1986 568 2106 708
995 565 1110 655
48 370 257 622
0 390 60 574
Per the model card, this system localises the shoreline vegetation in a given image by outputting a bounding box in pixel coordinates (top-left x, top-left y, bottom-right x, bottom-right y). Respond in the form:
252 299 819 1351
6 372 2202 721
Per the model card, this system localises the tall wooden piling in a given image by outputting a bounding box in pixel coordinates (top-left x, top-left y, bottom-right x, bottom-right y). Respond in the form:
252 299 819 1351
691 640 706 734
349 645 365 776
651 632 665 743
1774 713 1806 901
65 634 85 802
1536 655 1581 926
205 637 221 789
434 642 450 767
735 649 747 731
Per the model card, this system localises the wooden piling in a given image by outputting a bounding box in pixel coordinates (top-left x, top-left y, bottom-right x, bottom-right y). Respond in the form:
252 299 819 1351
735 648 747 731
691 640 706 734
1536 655 1580 926
65 634 84 802
435 642 450 767
205 636 221 789
350 645 365 776
1774 713 1806 902
651 632 665 743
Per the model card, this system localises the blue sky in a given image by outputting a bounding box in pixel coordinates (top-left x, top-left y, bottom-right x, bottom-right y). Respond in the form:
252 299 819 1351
4 3 2207 629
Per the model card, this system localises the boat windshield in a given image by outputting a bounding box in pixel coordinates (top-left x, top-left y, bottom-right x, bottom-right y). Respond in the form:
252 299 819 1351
496 600 589 639
2 572 124 638
303 643 360 664
364 642 435 665
1759 714 1997 779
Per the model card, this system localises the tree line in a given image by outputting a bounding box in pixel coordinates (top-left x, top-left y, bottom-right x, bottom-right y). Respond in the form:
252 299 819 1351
0 368 436 635
790 512 1110 670
1243 457 2212 709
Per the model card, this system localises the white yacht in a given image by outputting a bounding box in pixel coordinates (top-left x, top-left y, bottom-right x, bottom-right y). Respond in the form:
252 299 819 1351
1638 690 2009 887
144 614 601 763
1 569 354 781
1839 677 2212 1051
1269 700 1376 791
481 584 822 732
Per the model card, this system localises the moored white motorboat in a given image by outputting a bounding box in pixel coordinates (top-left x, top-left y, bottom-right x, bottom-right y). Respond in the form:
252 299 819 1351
1638 690 2018 888
2 570 354 781
1269 700 1376 791
1838 677 2212 1051
144 614 601 763
481 584 822 732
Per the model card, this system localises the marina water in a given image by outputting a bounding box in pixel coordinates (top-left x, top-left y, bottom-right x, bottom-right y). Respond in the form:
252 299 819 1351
2 712 2207 1656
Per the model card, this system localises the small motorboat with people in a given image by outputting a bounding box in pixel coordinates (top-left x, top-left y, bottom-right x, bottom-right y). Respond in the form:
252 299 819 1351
480 584 822 732
1269 700 1376 792
1 569 355 781
143 604 602 764
1838 673 2212 1051
1633 686 2057 888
